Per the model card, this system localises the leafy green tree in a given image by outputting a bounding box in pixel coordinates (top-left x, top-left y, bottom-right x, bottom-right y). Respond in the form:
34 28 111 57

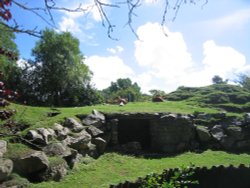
237 74 250 91
102 78 142 102
30 29 92 106
149 89 166 97
212 75 224 84
0 23 20 90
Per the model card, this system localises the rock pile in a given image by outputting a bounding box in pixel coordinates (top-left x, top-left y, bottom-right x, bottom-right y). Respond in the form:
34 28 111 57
2 110 250 186
0 110 109 186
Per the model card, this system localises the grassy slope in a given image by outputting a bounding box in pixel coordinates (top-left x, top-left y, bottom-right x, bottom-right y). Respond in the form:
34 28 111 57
30 150 250 188
1 98 248 188
165 84 250 113
3 101 219 130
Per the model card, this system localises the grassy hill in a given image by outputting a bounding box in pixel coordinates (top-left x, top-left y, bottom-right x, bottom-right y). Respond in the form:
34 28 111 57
165 84 250 113
1 83 250 188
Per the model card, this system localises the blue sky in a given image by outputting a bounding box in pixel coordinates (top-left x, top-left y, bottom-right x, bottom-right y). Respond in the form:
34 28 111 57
13 0 250 93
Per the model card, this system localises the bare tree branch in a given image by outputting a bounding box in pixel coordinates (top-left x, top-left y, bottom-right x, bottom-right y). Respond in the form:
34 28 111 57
125 0 141 39
0 0 208 39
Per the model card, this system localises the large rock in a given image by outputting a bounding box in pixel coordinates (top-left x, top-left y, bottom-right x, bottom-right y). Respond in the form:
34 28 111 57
210 125 225 141
86 142 98 158
196 126 212 142
62 130 91 153
25 130 46 145
43 142 80 168
0 140 7 157
86 126 104 137
40 159 68 182
226 126 244 140
150 114 195 153
36 128 55 144
53 123 70 140
0 158 13 182
43 142 72 157
92 137 107 154
64 118 84 133
81 110 105 128
13 151 49 180
244 113 250 123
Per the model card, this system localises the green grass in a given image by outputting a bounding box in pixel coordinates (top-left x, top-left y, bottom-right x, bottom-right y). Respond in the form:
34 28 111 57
2 101 219 130
1 101 247 188
4 143 34 159
29 150 250 188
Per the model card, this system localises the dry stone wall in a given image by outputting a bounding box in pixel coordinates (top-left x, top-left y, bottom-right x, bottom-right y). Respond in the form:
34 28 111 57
1 110 250 186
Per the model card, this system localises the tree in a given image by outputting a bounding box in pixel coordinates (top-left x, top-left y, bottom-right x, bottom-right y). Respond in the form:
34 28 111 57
102 78 142 102
29 29 92 106
212 75 224 84
149 89 166 97
0 23 19 119
237 74 250 91
0 23 20 90
0 0 208 38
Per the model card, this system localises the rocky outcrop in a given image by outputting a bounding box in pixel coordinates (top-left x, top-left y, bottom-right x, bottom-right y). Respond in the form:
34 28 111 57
63 130 91 154
40 158 68 182
81 109 105 128
0 140 7 157
13 151 49 180
0 158 13 182
196 126 212 142
92 137 107 155
53 123 70 141
64 118 85 133
3 110 250 186
150 114 195 153
25 128 55 146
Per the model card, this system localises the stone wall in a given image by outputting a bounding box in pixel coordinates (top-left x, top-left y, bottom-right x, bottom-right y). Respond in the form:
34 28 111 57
103 112 250 154
2 110 250 186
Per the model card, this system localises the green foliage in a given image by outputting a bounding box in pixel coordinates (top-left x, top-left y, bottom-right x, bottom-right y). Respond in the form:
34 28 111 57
0 23 21 90
140 164 198 188
212 75 224 84
165 84 250 112
149 89 167 97
203 91 230 104
19 29 102 106
102 78 142 102
237 74 250 91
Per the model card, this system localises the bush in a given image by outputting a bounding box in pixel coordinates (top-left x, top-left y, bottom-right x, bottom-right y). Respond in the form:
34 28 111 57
139 164 198 188
203 92 230 104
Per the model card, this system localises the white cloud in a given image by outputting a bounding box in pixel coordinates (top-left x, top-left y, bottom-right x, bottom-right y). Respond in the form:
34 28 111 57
205 8 250 33
57 0 110 42
133 22 249 93
85 55 134 89
216 8 250 27
134 22 194 91
58 17 81 33
107 46 124 54
202 40 247 77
